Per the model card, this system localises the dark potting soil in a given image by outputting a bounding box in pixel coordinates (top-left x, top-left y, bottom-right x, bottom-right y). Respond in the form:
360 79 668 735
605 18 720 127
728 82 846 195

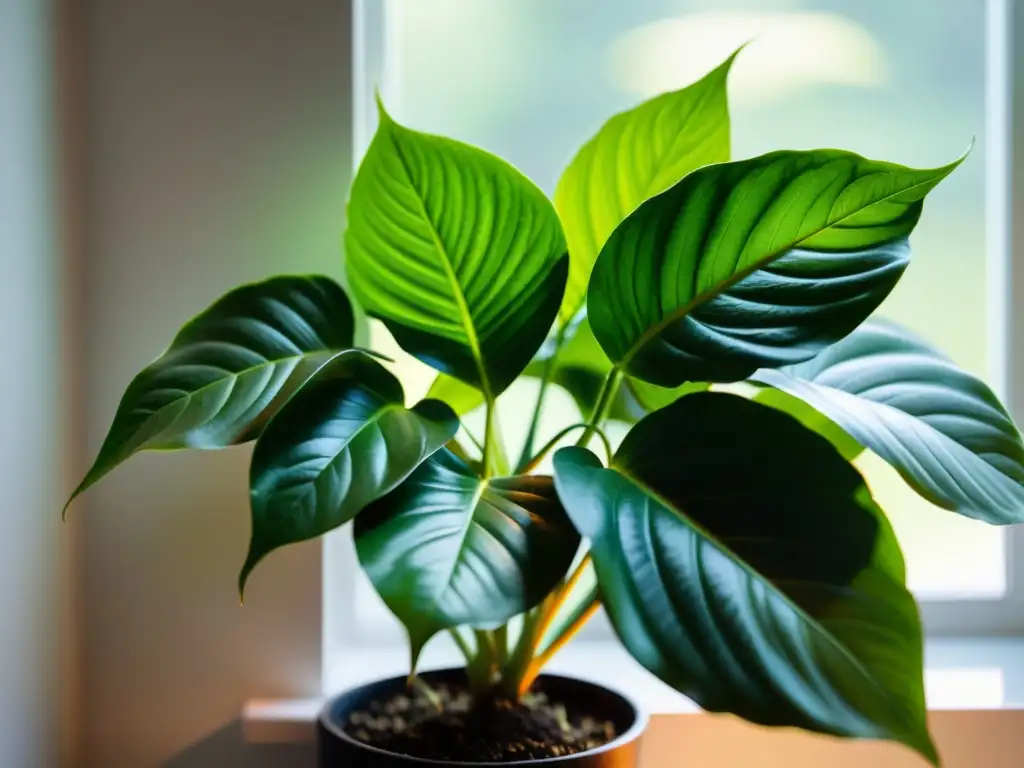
343 682 618 761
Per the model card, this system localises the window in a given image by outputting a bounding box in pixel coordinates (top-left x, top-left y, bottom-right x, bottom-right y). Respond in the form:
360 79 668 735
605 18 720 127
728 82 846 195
326 0 1023 658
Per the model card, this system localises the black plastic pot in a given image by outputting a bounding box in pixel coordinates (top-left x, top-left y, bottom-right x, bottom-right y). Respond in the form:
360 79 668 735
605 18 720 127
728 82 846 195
318 667 648 766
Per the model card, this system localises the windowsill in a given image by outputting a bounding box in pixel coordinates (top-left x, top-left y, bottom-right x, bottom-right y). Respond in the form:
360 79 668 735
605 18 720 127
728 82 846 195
242 637 1024 745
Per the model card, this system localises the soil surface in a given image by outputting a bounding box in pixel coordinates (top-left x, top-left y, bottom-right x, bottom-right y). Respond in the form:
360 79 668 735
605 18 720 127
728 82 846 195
343 681 618 761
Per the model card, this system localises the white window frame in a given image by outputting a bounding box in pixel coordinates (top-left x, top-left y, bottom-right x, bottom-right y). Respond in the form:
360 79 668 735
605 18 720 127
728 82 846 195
325 0 1024 662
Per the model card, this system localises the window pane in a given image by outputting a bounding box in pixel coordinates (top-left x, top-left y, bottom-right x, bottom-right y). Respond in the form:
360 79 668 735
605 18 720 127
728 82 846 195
359 0 1002 610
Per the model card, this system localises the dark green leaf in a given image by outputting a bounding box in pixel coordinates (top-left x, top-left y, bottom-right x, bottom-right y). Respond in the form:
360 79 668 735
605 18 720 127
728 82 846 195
588 149 963 387
553 393 935 764
749 384 864 462
345 100 568 399
66 275 355 512
756 319 1024 524
555 49 736 325
355 449 580 658
242 352 458 590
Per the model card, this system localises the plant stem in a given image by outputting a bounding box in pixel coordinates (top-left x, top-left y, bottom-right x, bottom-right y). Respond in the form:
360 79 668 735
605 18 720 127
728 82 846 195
469 628 501 692
482 395 497 478
448 628 474 664
464 629 493 693
494 624 508 665
515 337 565 472
575 368 624 450
524 554 592 663
518 422 586 474
410 674 444 711
462 425 484 456
497 597 551 698
518 597 601 695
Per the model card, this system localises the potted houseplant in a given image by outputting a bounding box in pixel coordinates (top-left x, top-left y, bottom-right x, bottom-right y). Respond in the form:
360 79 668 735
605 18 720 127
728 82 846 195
65 48 1024 766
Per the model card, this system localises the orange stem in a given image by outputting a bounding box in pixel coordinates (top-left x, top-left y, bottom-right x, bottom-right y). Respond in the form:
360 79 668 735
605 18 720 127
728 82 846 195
528 554 592 656
518 598 601 695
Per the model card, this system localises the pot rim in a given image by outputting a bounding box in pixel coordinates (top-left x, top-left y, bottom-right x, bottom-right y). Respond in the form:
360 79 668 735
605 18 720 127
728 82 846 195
318 666 649 766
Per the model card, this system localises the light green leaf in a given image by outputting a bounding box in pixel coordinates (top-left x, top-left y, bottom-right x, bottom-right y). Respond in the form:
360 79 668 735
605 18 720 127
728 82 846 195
355 448 580 659
553 392 935 764
242 352 458 590
345 100 568 399
66 275 355 512
588 149 963 387
756 319 1024 524
555 49 736 325
627 378 710 412
427 373 485 416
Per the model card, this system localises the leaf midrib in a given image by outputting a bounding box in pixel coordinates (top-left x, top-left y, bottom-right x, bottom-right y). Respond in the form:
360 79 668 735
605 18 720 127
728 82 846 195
611 463 922 743
769 372 1024 510
636 69 725 206
617 172 944 370
287 402 405 507
434 477 490 600
126 348 339 451
387 128 493 401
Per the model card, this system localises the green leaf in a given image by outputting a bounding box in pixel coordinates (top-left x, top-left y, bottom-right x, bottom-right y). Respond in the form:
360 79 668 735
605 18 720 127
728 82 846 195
242 352 458 591
553 392 936 764
427 373 485 416
555 49 736 325
749 384 864 462
424 318 662 424
66 275 355 512
345 100 568 399
627 378 710 413
588 149 964 387
755 319 1024 524
355 448 580 659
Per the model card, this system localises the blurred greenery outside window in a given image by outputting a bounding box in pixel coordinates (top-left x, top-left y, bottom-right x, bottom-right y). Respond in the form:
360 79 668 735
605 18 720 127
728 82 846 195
341 0 1016 641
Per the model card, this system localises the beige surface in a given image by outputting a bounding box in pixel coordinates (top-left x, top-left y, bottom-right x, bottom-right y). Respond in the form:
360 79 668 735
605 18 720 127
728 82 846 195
76 1 352 765
640 712 1024 768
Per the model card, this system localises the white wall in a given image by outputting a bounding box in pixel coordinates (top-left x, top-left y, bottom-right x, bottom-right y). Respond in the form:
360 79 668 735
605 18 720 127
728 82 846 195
77 2 352 765
0 1 61 766
67 1 1024 767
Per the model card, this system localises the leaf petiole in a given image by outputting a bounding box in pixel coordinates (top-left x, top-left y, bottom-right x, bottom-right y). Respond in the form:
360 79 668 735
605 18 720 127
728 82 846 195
520 423 612 474
575 368 624 451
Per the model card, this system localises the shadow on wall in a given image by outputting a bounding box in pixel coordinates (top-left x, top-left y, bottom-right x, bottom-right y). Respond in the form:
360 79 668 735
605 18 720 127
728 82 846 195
162 721 312 768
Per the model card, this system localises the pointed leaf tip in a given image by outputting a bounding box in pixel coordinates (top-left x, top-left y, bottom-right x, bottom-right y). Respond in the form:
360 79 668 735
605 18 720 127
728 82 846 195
347 96 568 396
553 45 733 325
588 147 951 387
721 40 750 70
238 547 263 604
374 89 391 122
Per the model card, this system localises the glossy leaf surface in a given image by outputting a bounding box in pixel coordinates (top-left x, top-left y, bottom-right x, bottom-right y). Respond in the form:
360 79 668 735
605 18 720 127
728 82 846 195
67 275 355 510
555 50 735 325
553 393 935 763
757 319 1024 523
589 149 961 386
355 449 580 656
242 353 458 590
345 101 568 398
